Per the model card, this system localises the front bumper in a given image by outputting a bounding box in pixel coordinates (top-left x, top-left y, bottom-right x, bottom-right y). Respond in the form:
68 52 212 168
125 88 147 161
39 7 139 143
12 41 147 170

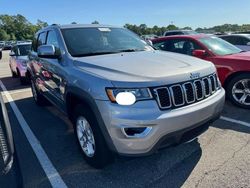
96 88 225 155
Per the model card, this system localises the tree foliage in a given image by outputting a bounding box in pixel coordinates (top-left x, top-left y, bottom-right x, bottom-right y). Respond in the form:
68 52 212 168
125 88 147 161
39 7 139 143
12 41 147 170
0 14 48 40
0 14 250 41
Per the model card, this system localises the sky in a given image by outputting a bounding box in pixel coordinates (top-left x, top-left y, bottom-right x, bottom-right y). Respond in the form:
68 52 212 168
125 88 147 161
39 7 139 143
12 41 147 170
0 0 250 29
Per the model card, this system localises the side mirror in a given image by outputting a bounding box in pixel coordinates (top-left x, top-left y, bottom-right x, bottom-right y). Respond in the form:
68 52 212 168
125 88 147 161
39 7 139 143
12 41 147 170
146 40 153 46
247 42 250 46
37 45 60 59
9 51 15 56
192 49 207 59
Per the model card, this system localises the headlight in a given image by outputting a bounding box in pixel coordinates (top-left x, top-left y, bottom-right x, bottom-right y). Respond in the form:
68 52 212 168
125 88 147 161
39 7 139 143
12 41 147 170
106 88 152 105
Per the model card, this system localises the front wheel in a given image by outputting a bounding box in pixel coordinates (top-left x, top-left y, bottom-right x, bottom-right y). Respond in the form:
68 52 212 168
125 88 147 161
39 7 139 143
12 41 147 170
73 105 113 168
226 73 250 109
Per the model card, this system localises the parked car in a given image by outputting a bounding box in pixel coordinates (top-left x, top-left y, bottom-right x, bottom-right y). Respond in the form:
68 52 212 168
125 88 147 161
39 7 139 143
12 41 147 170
0 91 23 188
164 30 197 36
3 41 12 50
9 43 31 84
27 24 225 168
0 41 5 49
152 35 250 108
219 34 250 51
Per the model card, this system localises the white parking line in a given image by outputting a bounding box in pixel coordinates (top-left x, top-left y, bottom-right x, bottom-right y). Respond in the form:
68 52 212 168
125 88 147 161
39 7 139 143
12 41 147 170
0 80 67 188
220 116 250 128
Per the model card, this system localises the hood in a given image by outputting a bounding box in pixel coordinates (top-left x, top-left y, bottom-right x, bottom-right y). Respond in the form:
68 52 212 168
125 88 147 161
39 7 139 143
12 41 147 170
16 56 28 61
74 50 215 87
222 51 250 61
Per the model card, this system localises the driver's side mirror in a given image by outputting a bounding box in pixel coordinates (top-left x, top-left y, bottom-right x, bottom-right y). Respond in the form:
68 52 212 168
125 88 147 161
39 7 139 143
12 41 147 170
247 42 250 46
37 45 60 59
192 49 207 59
9 51 15 57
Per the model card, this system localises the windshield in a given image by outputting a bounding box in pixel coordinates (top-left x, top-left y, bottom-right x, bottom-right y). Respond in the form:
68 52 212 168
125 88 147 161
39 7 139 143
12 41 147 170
17 44 31 56
199 37 242 56
61 27 153 57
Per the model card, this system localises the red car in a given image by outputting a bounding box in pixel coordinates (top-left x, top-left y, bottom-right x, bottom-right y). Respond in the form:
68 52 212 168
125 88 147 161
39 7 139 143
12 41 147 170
152 35 250 109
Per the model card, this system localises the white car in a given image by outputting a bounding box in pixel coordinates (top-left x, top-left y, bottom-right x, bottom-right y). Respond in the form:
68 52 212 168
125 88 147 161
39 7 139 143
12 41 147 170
9 43 31 84
219 34 250 51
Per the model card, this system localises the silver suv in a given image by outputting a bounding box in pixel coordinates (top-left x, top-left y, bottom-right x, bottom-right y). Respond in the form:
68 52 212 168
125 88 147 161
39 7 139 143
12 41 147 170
27 24 225 168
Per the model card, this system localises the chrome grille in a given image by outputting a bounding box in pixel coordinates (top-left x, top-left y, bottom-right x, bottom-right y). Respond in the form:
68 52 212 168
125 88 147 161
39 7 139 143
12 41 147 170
153 74 220 110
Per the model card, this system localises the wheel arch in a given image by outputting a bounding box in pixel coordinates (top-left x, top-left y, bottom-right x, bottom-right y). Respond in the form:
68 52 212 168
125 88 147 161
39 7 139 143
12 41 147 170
65 87 117 153
223 71 250 90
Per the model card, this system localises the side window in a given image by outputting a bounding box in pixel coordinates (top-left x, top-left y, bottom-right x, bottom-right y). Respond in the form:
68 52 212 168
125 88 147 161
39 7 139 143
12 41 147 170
37 32 47 48
12 46 18 55
46 30 60 50
162 39 203 56
153 41 165 50
32 34 38 52
241 37 250 45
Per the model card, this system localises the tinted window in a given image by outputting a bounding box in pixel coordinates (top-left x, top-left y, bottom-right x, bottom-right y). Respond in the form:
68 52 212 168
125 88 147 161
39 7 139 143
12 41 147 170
37 32 47 48
153 39 203 56
31 34 38 52
46 30 59 49
165 32 182 36
17 44 31 56
11 46 18 55
221 36 250 45
61 27 152 57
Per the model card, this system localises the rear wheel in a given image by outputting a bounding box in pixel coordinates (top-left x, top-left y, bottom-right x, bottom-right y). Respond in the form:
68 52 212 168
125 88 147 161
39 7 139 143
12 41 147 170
226 73 250 109
73 105 113 168
31 79 49 106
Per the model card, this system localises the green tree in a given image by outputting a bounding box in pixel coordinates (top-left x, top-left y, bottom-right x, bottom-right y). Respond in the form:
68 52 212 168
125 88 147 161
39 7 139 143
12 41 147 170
166 24 178 31
0 29 9 40
92 20 99 24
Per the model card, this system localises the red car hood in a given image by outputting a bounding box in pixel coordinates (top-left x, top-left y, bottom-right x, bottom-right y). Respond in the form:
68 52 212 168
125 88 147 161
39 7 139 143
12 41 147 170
222 51 250 61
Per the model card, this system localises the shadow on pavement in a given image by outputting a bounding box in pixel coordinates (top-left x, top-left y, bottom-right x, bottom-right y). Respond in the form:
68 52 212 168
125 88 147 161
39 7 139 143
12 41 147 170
0 76 30 91
10 96 203 188
212 120 250 134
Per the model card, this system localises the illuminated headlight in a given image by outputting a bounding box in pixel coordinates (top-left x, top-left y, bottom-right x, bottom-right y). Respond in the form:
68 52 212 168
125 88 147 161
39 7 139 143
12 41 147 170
106 88 152 105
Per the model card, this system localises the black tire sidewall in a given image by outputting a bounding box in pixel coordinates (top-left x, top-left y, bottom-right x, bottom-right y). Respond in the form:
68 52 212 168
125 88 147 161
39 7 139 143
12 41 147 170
226 73 250 109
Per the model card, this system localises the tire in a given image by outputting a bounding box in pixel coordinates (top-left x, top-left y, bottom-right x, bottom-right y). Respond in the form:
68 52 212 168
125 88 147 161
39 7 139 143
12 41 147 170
73 104 113 168
226 73 250 109
30 79 49 106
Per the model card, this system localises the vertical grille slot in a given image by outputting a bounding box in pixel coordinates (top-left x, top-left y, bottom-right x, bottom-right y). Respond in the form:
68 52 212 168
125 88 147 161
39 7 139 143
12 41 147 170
210 75 216 92
183 83 195 103
154 88 171 108
170 85 184 106
194 80 204 100
153 73 220 110
202 78 210 96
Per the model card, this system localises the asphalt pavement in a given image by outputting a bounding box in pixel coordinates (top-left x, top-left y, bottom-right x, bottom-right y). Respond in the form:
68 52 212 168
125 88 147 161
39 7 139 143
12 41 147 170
0 51 249 188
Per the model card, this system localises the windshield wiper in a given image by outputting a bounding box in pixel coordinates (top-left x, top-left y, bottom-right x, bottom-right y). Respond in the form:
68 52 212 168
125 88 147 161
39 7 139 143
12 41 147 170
117 49 145 52
73 51 119 57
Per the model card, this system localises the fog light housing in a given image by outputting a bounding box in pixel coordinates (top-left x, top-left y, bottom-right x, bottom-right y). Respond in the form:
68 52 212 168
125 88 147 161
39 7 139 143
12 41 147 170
122 127 152 138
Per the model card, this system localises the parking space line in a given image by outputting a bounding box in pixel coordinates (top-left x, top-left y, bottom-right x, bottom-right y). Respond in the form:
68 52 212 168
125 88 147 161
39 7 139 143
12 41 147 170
220 116 250 128
0 80 67 188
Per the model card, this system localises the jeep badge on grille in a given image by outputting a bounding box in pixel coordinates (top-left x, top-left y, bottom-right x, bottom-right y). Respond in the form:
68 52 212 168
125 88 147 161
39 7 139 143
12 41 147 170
190 72 201 79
